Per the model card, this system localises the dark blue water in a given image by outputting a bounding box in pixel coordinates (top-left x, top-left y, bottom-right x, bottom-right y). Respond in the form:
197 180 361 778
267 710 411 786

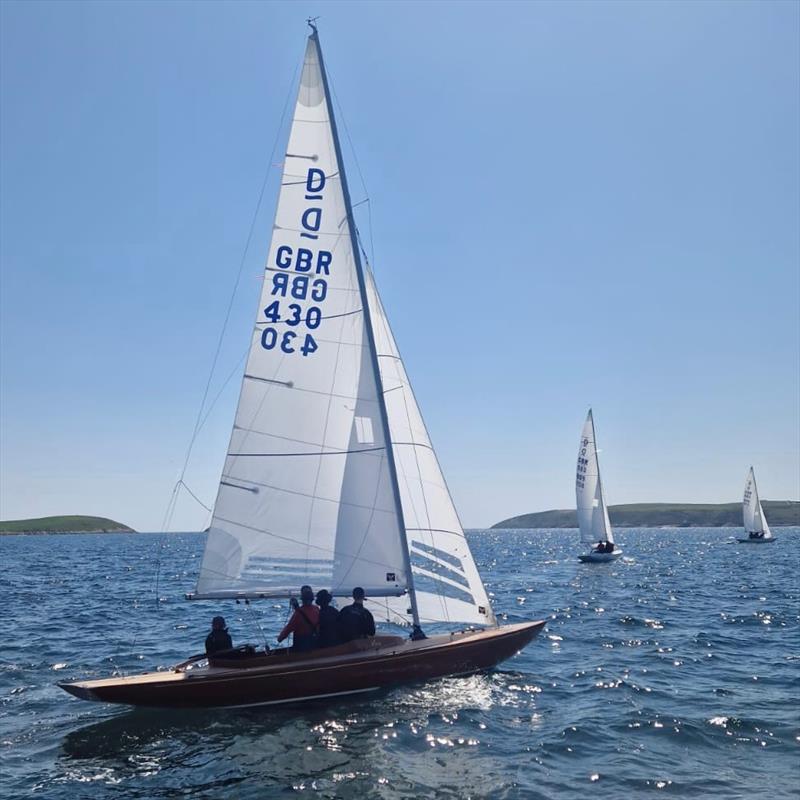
2 529 798 799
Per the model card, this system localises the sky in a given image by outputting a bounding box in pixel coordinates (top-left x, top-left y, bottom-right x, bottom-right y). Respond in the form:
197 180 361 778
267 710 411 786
1 0 798 532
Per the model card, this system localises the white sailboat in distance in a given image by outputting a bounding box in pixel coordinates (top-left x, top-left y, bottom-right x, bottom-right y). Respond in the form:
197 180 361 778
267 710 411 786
576 409 622 563
59 21 544 709
737 467 776 543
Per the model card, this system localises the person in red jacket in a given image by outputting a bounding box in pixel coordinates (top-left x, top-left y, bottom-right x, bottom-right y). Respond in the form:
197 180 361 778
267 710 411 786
278 585 319 652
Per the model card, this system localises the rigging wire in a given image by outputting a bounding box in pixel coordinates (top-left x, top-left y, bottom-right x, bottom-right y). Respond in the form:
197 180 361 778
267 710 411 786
151 58 301 608
243 599 270 651
328 74 376 269
178 480 213 514
108 47 305 674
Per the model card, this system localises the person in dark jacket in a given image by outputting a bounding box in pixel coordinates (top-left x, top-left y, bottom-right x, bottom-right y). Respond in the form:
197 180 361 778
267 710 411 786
337 587 375 643
278 585 319 652
315 589 340 648
205 616 233 655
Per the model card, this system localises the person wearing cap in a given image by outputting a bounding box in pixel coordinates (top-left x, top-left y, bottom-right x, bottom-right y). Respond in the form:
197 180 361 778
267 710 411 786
278 585 319 652
337 587 375 643
315 589 340 648
205 616 233 655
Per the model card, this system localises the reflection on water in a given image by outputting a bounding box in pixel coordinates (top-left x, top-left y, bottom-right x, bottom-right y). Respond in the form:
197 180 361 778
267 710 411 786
2 529 799 799
57 676 523 799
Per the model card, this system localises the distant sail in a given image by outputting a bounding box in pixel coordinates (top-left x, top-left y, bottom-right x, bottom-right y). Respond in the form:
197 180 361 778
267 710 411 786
194 37 408 599
743 467 772 539
575 410 614 545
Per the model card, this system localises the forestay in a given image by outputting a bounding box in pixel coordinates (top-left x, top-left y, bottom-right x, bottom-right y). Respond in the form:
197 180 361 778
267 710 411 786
575 410 614 545
743 467 772 538
360 267 496 627
194 35 409 600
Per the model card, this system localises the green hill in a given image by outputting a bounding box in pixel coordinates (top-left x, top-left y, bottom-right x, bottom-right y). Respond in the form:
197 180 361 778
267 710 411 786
0 515 134 534
492 501 800 529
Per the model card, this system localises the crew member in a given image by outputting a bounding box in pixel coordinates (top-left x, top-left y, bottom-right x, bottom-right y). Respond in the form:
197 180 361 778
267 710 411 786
278 585 319 652
205 616 233 655
315 589 340 648
338 587 375 643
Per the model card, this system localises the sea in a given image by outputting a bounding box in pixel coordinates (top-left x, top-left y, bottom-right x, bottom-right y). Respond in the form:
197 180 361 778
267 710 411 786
1 528 798 799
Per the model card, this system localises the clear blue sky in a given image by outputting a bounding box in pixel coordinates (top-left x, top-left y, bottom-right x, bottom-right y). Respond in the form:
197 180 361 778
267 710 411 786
1 0 798 531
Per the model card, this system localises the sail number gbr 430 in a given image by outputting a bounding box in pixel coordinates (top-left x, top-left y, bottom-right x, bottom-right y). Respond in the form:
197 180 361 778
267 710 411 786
261 167 334 358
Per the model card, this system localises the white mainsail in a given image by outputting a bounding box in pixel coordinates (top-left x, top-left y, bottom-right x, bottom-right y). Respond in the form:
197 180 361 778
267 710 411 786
743 467 772 539
193 29 495 627
195 34 408 600
575 409 614 545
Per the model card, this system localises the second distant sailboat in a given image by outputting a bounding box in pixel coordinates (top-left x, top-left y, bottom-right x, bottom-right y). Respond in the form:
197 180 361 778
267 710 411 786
737 467 776 544
576 409 622 563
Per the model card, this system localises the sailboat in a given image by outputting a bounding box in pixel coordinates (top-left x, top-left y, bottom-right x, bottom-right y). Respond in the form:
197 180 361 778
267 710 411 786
737 467 776 544
59 23 544 709
576 409 622 563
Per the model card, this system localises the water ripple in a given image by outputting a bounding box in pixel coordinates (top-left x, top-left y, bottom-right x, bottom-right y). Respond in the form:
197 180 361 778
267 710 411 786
1 528 798 799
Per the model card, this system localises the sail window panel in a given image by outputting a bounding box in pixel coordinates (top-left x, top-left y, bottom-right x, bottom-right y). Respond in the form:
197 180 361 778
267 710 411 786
410 552 471 590
411 539 464 571
410 529 477 577
406 528 495 626
197 505 338 596
354 416 375 444
238 554 335 593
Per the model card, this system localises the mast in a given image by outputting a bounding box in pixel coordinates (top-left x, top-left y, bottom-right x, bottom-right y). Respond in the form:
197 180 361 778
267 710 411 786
309 22 424 636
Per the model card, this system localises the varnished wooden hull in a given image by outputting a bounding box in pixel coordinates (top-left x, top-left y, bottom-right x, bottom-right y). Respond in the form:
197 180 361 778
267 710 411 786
59 620 545 709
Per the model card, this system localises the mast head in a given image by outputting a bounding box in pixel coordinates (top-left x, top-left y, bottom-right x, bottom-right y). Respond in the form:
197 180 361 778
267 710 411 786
307 16 320 34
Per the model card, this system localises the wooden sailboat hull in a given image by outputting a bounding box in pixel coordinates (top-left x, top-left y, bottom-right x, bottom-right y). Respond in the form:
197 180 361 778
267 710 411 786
59 620 545 709
578 550 622 563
